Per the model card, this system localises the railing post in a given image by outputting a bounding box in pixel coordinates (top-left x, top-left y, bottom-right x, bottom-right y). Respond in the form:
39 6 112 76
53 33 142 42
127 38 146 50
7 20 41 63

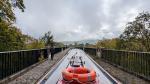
0 53 2 79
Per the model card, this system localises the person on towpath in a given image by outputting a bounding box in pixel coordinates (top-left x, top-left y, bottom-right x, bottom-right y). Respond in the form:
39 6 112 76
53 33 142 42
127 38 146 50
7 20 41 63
50 46 55 60
46 46 51 63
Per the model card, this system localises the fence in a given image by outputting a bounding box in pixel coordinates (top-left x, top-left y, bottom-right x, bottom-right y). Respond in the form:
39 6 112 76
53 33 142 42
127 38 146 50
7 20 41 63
101 49 150 81
0 47 64 80
84 48 97 56
80 47 150 81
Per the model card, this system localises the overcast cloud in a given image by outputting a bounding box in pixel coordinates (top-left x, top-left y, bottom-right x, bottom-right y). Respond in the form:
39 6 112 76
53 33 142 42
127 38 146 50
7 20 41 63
15 0 150 41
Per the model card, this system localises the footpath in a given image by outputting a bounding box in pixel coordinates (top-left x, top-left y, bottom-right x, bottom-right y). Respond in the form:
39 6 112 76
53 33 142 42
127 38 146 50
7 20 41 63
7 49 69 84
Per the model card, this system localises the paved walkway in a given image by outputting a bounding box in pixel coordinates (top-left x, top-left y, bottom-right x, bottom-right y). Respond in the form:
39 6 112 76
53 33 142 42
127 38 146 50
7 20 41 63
8 49 69 84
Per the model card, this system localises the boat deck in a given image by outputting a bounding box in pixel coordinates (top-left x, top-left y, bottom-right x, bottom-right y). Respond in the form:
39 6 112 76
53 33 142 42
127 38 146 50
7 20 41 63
37 49 120 84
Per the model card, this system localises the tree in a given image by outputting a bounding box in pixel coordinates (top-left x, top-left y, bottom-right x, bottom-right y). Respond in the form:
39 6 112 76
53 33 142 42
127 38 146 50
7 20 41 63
0 21 25 51
25 40 45 49
85 43 90 47
41 31 54 47
54 42 64 47
78 44 84 47
119 12 150 51
23 35 45 49
74 42 78 47
96 38 119 49
0 0 25 22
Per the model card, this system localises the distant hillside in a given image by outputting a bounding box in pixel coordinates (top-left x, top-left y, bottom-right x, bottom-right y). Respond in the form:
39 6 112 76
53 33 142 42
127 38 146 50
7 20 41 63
61 39 98 45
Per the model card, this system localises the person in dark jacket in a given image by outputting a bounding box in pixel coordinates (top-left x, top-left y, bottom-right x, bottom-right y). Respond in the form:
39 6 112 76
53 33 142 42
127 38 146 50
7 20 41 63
45 46 50 59
50 46 55 60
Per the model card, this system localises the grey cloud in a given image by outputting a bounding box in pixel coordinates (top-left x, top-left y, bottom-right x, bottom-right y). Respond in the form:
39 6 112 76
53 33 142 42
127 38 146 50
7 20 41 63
15 0 150 41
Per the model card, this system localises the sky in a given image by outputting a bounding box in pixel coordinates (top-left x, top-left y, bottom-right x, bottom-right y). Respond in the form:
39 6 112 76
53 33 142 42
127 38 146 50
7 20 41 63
14 0 150 42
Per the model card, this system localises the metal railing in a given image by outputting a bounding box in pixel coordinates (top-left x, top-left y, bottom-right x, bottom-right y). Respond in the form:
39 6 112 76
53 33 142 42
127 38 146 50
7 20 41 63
0 47 64 80
84 48 97 56
82 47 150 81
101 49 150 81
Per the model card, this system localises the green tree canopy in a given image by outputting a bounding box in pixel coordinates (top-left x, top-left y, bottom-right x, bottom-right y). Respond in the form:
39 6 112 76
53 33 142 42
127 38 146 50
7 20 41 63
0 0 26 51
41 31 54 47
119 12 150 51
0 21 25 51
0 0 25 22
96 38 119 49
22 35 45 49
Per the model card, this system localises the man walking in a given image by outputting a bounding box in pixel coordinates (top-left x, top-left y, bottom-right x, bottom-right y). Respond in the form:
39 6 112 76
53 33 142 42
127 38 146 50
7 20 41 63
50 46 55 60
